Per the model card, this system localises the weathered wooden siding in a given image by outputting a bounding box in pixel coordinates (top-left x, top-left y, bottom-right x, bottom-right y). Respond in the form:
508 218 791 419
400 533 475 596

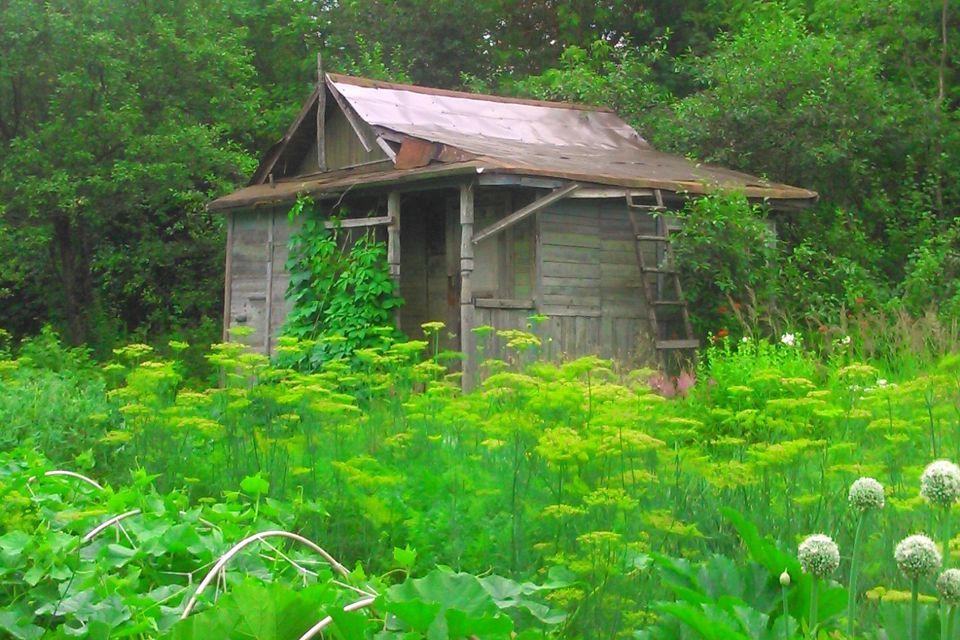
226 208 299 354
224 190 660 369
297 108 387 174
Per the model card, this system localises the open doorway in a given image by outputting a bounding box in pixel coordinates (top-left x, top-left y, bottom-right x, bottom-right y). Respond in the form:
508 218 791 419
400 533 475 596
398 191 460 349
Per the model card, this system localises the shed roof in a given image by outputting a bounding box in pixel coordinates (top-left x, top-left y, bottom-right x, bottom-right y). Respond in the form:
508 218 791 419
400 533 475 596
210 74 817 211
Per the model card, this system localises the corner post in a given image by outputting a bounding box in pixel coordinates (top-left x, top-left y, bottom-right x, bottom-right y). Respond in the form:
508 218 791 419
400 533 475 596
387 191 401 324
459 182 476 391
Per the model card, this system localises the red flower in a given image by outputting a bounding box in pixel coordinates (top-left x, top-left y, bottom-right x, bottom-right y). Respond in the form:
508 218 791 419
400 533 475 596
717 328 730 338
717 305 729 315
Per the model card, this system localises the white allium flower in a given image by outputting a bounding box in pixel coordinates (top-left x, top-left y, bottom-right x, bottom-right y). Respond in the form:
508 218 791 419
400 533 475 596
877 378 888 388
798 534 840 578
895 535 942 579
841 335 852 345
781 333 796 347
920 460 960 508
741 336 750 344
937 569 960 605
848 477 885 511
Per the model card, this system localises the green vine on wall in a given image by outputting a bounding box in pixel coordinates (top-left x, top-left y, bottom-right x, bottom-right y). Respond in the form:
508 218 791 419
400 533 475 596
283 197 403 365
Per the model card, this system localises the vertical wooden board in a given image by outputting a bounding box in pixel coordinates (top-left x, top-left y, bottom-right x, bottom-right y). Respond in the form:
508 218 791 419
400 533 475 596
298 108 387 173
227 211 270 351
599 316 614 358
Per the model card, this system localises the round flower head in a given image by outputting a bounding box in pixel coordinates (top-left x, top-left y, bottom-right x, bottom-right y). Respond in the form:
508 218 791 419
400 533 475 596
920 460 960 507
895 534 942 579
798 534 840 578
937 569 960 605
848 477 885 511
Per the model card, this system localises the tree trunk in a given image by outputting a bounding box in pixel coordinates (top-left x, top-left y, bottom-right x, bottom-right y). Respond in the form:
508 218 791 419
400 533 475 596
52 213 94 345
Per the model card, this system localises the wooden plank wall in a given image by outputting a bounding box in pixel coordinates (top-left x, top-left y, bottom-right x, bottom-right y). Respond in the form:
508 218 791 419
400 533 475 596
534 199 657 367
297 107 386 174
226 208 300 354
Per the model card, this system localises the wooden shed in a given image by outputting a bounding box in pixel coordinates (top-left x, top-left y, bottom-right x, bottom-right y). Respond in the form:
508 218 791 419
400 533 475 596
210 73 816 384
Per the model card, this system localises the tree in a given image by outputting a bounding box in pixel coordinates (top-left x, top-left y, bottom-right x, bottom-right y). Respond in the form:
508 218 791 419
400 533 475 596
0 0 261 346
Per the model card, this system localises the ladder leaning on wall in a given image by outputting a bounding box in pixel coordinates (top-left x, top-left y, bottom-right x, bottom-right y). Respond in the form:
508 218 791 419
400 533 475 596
625 189 699 368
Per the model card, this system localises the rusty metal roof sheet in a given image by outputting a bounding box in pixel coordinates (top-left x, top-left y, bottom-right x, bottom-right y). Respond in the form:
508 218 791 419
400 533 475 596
209 74 817 211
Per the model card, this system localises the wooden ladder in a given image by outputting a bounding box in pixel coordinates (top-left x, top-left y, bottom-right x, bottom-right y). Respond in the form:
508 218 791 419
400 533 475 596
626 190 699 368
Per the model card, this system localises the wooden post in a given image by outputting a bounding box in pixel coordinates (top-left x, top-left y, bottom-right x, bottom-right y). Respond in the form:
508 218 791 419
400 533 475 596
316 53 326 172
387 192 401 325
459 182 476 391
222 212 235 342
264 211 275 356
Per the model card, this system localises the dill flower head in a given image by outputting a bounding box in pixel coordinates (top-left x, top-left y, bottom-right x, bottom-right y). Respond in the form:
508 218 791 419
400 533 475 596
848 477 885 511
798 534 840 578
920 460 960 507
937 569 960 605
895 535 942 579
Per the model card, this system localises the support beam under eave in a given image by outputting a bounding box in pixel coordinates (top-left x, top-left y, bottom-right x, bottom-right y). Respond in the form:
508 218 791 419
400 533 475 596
459 182 476 391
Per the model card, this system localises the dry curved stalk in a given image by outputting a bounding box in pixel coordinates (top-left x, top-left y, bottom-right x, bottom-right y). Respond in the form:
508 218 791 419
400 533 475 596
296 596 377 640
81 509 142 544
29 469 105 491
180 530 356 619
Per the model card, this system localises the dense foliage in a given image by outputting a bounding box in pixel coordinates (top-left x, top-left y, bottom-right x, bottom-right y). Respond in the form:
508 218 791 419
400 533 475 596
1 324 959 637
1 0 956 349
283 198 403 366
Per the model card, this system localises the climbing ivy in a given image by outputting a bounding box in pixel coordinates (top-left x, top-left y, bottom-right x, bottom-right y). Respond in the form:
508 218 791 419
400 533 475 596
283 197 403 365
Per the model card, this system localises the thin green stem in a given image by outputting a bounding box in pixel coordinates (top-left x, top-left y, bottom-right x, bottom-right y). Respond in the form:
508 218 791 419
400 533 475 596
809 575 819 640
941 510 951 640
847 511 867 638
912 578 920 640
945 508 953 569
949 606 956 640
782 583 792 640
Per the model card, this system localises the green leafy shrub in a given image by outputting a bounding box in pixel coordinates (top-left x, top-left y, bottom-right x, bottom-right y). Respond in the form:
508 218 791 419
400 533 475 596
670 192 779 337
283 198 404 366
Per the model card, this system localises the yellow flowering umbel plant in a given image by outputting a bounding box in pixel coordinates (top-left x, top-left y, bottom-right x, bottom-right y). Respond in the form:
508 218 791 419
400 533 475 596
798 534 840 639
896 534 942 640
846 477 885 637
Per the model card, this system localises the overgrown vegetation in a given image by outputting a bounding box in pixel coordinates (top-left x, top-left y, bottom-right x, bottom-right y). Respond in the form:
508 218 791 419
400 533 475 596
282 198 403 366
1 0 956 350
3 325 960 637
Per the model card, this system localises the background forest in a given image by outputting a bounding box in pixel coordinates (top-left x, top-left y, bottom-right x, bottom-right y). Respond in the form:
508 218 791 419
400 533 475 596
0 0 957 352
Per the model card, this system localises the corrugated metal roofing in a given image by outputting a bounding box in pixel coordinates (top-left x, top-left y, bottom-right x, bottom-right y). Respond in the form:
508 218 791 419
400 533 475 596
210 74 818 211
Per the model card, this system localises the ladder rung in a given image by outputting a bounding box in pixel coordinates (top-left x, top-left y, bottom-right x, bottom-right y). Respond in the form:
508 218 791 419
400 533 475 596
656 339 700 350
653 300 685 306
636 234 668 242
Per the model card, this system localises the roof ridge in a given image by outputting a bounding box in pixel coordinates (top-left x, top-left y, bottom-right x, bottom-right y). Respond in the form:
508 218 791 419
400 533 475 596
326 73 613 113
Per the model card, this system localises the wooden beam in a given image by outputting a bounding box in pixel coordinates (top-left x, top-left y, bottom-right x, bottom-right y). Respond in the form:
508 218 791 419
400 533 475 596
316 53 326 172
570 188 655 199
472 183 580 244
459 182 476 391
222 212 234 341
375 137 397 160
387 192 401 283
264 211 275 356
474 298 534 310
323 215 392 229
